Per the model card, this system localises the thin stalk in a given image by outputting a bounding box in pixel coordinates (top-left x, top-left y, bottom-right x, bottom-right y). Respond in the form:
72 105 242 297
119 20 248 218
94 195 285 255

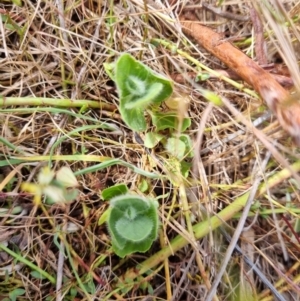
0 243 56 284
0 97 116 111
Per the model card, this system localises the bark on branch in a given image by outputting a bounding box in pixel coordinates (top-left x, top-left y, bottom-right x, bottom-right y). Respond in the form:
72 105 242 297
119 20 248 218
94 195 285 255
180 15 300 144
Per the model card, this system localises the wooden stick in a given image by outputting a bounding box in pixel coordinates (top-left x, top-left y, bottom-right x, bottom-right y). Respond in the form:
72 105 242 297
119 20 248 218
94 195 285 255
180 15 300 145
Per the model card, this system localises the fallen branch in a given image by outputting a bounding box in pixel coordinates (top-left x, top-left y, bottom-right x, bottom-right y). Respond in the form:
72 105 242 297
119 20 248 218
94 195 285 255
180 14 300 145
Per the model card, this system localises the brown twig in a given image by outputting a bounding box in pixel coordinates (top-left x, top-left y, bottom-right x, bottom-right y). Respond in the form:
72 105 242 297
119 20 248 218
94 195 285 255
180 14 300 145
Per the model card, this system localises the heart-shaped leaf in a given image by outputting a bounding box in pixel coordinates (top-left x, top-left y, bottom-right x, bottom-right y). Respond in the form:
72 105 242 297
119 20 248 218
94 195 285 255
114 54 173 131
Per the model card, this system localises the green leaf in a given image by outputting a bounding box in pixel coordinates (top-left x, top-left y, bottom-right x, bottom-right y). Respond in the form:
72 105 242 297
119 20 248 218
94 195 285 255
102 184 128 200
196 72 210 81
9 288 25 301
98 208 111 226
165 138 186 160
179 134 194 158
83 275 96 294
1 14 23 35
138 179 149 192
150 111 191 131
107 194 159 257
180 161 192 178
124 81 163 110
114 53 173 131
144 132 164 148
31 271 47 280
116 216 153 241
69 287 78 297
119 105 146 132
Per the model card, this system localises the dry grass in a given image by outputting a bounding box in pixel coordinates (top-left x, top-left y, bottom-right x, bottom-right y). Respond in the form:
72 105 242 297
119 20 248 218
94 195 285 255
1 0 300 300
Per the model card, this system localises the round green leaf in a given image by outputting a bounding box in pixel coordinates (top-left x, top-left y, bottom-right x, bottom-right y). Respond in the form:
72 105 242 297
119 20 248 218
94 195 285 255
116 216 153 242
107 194 159 257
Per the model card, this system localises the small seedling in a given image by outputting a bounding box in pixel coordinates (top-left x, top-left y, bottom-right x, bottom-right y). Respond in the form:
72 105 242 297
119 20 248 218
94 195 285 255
105 54 194 181
106 194 159 258
105 53 173 131
2 288 26 301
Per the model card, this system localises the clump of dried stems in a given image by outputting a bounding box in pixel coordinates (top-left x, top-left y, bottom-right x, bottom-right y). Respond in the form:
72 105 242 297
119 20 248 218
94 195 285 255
0 0 300 300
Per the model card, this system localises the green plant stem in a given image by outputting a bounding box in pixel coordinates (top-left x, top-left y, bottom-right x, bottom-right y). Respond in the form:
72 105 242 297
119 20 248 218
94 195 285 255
74 159 162 179
0 137 26 155
3 156 161 179
0 96 115 111
0 107 111 122
117 160 300 291
0 243 56 284
151 38 258 99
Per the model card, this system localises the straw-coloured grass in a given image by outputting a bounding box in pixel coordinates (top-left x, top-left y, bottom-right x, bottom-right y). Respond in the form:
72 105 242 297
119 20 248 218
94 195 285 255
1 0 300 300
